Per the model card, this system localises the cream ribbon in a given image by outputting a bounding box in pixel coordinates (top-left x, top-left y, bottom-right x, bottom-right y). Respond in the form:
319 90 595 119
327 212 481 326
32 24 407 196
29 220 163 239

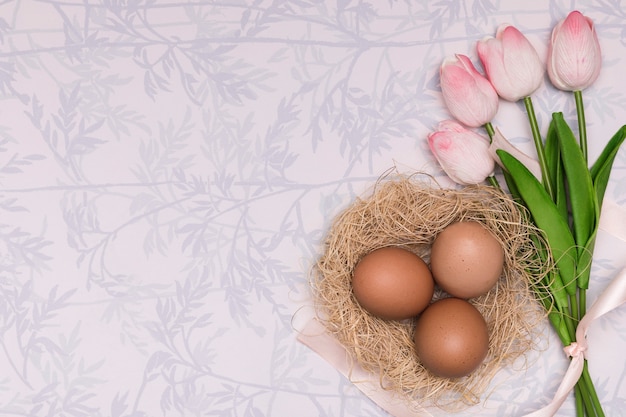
297 318 435 417
598 198 626 243
522 266 626 417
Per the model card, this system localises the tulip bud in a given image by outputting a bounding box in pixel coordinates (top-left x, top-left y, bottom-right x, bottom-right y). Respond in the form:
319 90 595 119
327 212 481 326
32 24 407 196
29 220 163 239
476 24 544 102
428 120 495 185
548 11 601 91
488 128 542 180
439 54 499 128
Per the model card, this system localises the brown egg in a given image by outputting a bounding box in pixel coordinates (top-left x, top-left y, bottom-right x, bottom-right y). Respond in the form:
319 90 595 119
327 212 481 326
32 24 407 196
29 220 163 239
352 247 434 320
430 221 504 299
413 297 489 378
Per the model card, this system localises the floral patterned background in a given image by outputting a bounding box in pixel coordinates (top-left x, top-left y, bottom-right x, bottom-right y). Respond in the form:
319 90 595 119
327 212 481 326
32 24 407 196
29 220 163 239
0 1 625 416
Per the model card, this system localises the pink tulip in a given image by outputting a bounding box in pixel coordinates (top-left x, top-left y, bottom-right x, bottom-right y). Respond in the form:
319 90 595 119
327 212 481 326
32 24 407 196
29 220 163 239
428 120 495 185
488 128 542 180
476 24 544 102
439 54 499 128
547 11 601 91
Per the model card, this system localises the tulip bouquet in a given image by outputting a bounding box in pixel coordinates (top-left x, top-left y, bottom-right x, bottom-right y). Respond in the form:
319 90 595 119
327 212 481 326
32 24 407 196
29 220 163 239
429 11 626 417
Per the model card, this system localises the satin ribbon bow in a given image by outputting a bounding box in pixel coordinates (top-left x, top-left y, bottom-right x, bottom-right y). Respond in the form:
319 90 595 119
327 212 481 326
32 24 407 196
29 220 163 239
523 266 626 417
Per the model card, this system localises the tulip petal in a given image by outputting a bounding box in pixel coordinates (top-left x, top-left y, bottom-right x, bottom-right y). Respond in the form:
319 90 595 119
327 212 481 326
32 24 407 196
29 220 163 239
428 121 495 185
548 11 601 91
477 24 544 101
440 55 499 127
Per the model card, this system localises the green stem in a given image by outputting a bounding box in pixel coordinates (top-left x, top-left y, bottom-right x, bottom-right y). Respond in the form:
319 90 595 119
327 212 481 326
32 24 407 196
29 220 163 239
563 313 577 343
484 122 495 141
574 384 585 417
579 379 597 417
574 90 588 164
564 290 578 340
580 288 587 319
483 123 500 188
570 293 580 322
523 96 554 200
583 361 605 417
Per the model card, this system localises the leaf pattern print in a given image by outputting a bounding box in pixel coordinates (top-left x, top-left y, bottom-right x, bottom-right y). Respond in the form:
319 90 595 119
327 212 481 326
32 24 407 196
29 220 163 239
0 1 624 416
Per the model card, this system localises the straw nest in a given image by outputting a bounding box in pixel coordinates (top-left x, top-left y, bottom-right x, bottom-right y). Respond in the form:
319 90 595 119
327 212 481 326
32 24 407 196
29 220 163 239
310 174 550 411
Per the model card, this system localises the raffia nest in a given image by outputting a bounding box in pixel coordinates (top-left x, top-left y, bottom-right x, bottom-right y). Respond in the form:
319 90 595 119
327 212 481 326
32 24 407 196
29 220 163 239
311 174 550 411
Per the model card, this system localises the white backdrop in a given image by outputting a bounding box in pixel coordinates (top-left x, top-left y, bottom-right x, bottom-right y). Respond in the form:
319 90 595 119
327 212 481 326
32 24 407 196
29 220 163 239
0 1 624 416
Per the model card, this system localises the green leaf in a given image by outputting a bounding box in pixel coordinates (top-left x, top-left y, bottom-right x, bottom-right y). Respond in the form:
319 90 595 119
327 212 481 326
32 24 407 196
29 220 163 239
553 112 597 252
502 169 521 201
497 149 578 295
590 125 626 209
529 233 569 310
544 118 568 222
551 312 572 346
577 231 596 290
531 269 571 345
